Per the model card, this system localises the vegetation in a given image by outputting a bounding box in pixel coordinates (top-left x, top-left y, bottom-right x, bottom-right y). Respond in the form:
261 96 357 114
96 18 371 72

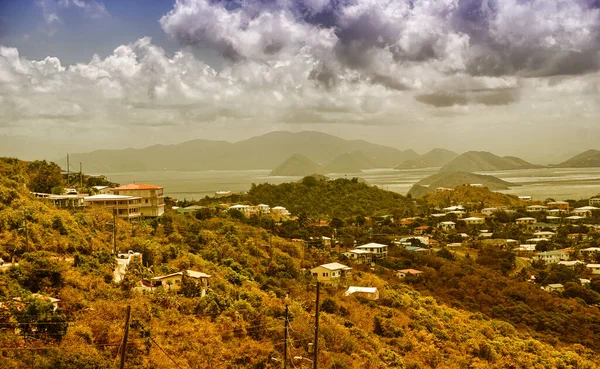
2 158 600 368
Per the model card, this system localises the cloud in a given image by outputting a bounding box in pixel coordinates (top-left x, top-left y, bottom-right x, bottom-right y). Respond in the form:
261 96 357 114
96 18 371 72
161 0 600 82
37 0 109 35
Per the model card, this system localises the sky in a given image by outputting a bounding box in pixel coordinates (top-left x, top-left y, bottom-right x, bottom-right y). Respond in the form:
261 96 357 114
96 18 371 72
0 0 599 163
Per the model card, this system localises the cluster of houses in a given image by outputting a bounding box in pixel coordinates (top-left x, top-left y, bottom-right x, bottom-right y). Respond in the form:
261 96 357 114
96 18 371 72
227 204 291 218
34 183 166 220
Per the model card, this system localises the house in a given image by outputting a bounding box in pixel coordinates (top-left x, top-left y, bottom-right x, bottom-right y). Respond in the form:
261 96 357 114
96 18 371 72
518 244 537 251
45 194 86 208
443 205 465 212
271 206 291 218
586 264 600 275
83 194 142 220
573 206 599 217
545 284 564 292
463 217 485 225
31 293 60 311
590 198 600 206
516 217 537 225
229 204 251 216
438 221 456 231
404 246 427 252
109 184 165 217
565 216 585 222
527 205 548 212
342 249 371 264
581 247 600 255
528 222 559 232
177 205 206 215
532 251 570 264
479 230 493 238
481 208 499 216
558 260 584 268
396 237 429 246
257 204 271 214
148 270 211 295
310 263 352 285
397 269 423 278
533 231 556 239
546 216 562 223
356 243 388 260
519 196 532 202
413 226 430 235
547 201 570 211
344 286 379 300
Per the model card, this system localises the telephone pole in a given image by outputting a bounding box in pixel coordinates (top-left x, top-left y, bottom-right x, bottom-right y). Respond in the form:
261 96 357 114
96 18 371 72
66 154 70 187
119 305 131 369
112 208 117 255
313 282 320 369
79 162 83 189
284 304 289 369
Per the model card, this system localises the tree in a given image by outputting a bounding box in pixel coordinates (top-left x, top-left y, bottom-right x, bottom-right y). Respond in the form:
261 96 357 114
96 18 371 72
27 160 64 193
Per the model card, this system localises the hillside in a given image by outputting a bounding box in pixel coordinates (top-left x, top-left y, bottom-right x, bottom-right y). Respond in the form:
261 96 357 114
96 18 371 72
2 161 600 367
440 151 542 172
269 154 326 176
407 171 516 198
396 148 459 169
62 131 418 173
418 185 525 208
557 149 600 168
324 151 377 173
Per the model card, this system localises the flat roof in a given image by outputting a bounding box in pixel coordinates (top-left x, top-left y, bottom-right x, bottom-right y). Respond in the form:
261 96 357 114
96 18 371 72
315 262 352 271
84 194 140 201
112 183 164 190
356 243 388 249
345 286 377 294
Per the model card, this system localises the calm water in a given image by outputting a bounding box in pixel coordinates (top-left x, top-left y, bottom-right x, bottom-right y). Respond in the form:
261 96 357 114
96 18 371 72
104 167 600 201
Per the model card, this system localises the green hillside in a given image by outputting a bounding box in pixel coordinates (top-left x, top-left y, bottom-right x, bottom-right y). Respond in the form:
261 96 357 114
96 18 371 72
2 159 600 368
396 148 458 169
407 171 515 198
269 154 326 176
557 149 600 168
440 151 542 172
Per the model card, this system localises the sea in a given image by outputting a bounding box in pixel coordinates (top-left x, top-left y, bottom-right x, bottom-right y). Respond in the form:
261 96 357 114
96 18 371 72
103 167 600 202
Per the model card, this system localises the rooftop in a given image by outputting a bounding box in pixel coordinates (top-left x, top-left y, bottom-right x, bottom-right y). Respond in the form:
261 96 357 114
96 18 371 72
112 183 164 190
84 194 140 201
316 262 352 271
356 242 388 249
345 286 377 295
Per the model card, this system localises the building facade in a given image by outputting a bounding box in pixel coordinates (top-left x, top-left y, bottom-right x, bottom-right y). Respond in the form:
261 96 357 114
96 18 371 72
109 184 165 217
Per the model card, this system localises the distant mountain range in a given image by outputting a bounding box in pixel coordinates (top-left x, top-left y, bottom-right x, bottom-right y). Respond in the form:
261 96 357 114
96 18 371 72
395 148 459 169
63 131 419 173
439 151 543 172
407 171 516 198
556 149 600 168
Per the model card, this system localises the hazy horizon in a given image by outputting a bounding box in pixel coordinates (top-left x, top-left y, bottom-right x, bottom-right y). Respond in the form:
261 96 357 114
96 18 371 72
1 1 599 164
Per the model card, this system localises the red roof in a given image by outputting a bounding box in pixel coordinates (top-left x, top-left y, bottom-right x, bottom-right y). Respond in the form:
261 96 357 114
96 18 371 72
112 183 164 190
398 269 423 274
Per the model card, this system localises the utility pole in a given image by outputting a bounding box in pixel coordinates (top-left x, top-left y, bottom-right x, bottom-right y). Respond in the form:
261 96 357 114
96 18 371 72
113 208 117 255
66 154 70 187
284 304 289 369
313 282 320 369
79 162 83 190
23 210 28 253
119 305 131 369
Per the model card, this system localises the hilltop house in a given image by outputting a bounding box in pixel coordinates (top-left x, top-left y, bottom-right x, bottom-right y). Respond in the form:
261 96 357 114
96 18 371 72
438 221 456 231
527 205 548 212
545 284 564 293
586 264 600 275
573 206 599 217
342 249 371 264
310 263 352 285
463 217 485 225
532 250 570 264
84 194 141 220
355 243 388 260
516 217 537 225
413 226 430 235
109 184 165 217
147 270 211 296
590 198 600 206
397 269 423 278
547 201 570 211
344 286 379 300
271 206 291 218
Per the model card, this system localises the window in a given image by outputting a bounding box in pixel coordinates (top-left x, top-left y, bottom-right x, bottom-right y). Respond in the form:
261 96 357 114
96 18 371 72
322 273 328 277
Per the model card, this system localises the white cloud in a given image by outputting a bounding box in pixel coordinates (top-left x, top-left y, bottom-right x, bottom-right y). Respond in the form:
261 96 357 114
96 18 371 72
37 0 109 35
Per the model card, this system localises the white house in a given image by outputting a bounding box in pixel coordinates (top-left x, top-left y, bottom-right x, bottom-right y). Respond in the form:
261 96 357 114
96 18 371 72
545 284 564 292
148 270 211 296
344 286 379 300
481 208 499 216
590 198 600 206
586 264 600 275
516 217 537 225
438 221 456 231
355 243 388 259
558 260 584 268
533 231 556 239
463 217 485 225
532 251 569 264
342 249 371 264
310 263 352 285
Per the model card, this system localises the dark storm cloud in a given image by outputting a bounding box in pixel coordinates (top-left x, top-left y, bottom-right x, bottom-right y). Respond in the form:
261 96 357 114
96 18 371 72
416 88 519 107
161 0 600 80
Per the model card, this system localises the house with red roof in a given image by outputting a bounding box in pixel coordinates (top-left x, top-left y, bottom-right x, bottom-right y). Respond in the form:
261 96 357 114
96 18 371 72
109 183 165 217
